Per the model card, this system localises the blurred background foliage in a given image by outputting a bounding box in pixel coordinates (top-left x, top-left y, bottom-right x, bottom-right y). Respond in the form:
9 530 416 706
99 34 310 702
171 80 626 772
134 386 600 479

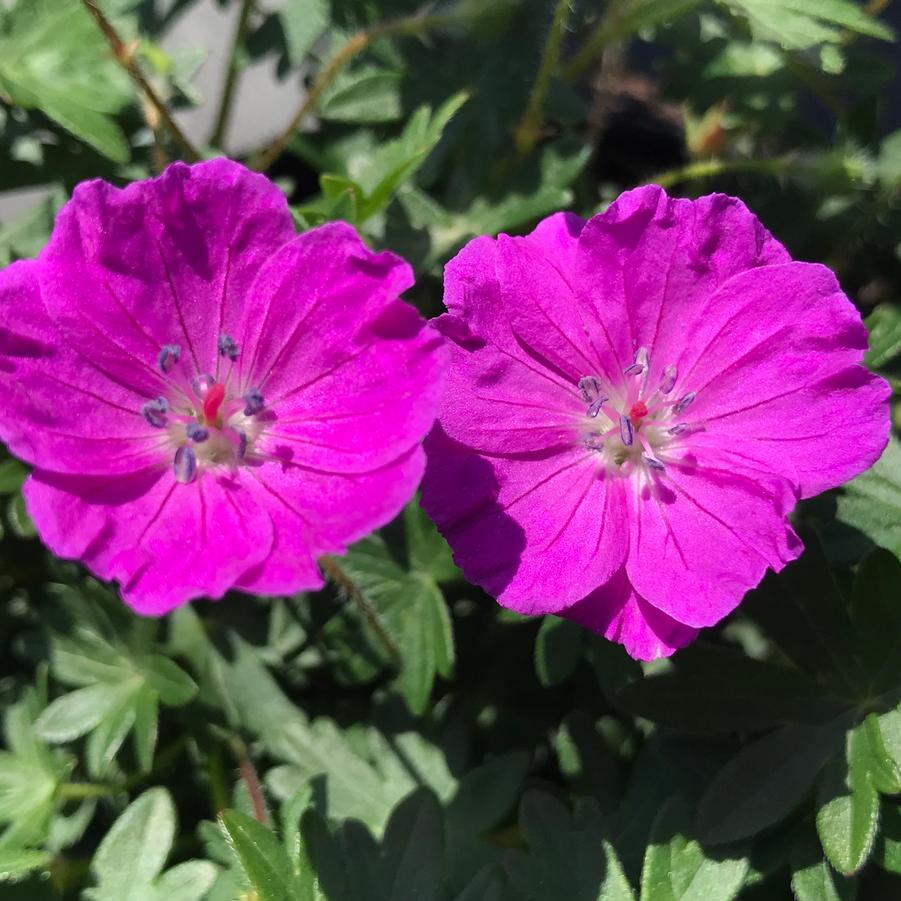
1 0 901 898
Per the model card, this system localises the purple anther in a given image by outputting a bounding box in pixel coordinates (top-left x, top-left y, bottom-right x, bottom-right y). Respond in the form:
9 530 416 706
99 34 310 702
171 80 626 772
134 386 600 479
668 423 691 436
217 334 239 361
642 453 665 471
623 346 648 376
583 433 604 452
243 387 264 416
619 414 634 446
578 375 602 403
157 344 181 374
659 364 677 395
174 446 197 484
673 391 696 414
191 373 216 397
231 427 248 460
587 396 608 418
141 396 169 428
186 423 209 443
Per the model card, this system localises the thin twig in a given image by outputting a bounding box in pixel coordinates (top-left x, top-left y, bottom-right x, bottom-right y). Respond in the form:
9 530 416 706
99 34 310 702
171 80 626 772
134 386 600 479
250 10 455 172
320 556 402 667
211 0 255 148
230 735 267 823
80 0 202 162
514 0 572 155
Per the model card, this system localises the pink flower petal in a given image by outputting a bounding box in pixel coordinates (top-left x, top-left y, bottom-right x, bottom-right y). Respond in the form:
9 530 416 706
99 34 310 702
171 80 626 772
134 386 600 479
422 427 628 613
0 261 166 474
561 568 699 661
24 467 274 613
674 263 890 496
237 224 446 473
38 159 295 395
626 464 802 628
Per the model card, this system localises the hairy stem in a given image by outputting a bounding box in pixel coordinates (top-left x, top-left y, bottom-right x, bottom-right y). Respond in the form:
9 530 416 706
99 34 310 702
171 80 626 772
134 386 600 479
80 0 202 162
211 0 255 148
514 0 572 155
320 556 402 667
250 10 456 172
229 734 267 823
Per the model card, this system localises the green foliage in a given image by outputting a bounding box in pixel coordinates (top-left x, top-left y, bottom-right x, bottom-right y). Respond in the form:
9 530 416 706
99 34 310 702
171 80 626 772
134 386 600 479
1 0 900 897
0 0 134 161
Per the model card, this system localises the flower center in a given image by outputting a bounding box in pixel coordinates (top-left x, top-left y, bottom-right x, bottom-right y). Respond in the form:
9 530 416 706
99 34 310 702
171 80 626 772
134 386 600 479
578 346 702 478
140 336 267 484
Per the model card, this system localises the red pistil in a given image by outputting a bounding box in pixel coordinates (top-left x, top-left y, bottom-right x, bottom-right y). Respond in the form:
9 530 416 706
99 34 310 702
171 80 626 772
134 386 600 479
203 381 226 425
629 400 649 424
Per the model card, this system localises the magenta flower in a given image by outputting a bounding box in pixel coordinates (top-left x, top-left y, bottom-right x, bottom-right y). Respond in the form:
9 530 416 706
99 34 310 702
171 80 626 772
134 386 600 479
0 160 446 614
421 186 890 660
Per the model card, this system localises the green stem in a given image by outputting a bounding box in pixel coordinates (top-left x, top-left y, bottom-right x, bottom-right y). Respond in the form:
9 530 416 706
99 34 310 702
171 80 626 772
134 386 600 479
514 0 572 155
80 0 202 162
563 0 703 82
211 0 255 148
649 155 797 189
250 11 458 172
58 781 119 801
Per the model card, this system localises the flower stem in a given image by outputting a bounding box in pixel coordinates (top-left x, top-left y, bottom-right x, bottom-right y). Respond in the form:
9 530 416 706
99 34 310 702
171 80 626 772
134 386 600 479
250 10 456 172
229 734 267 823
320 556 402 667
648 155 796 189
514 0 572 156
80 0 202 162
210 0 255 149
58 781 119 801
563 0 701 83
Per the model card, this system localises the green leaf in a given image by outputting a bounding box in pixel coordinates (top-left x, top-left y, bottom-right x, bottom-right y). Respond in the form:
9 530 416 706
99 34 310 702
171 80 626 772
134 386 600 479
851 549 901 692
35 682 123 743
319 66 403 123
836 435 901 559
133 685 159 773
743 530 860 684
615 644 847 733
404 500 459 583
381 789 445 901
508 792 636 901
339 537 454 714
358 93 468 222
875 800 901 874
554 712 623 812
0 0 133 161
6 493 36 538
141 655 198 706
535 617 584 687
85 682 140 778
220 809 300 901
146 861 218 901
697 718 850 844
640 796 748 901
721 0 894 50
87 788 176 901
278 0 330 66
446 750 531 838
0 460 26 494
0 848 54 883
816 721 882 875
790 831 857 901
865 303 901 369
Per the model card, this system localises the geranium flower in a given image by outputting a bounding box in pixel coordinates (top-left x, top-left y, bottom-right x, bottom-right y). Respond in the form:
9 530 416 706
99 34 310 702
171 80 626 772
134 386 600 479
421 186 890 660
0 160 446 614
